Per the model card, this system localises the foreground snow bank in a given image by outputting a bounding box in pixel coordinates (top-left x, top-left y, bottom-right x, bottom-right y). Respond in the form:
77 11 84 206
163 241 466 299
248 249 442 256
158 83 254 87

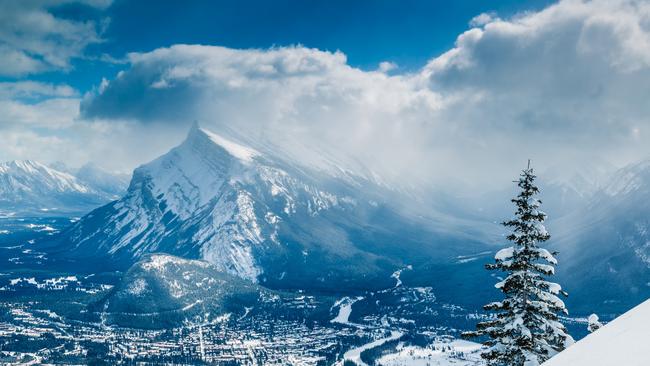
543 299 650 366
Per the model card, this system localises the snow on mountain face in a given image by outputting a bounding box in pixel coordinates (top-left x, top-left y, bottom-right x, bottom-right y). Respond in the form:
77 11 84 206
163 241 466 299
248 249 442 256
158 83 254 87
0 160 120 215
550 160 650 314
528 161 617 220
597 161 650 268
63 125 366 282
544 161 616 200
75 163 130 199
96 253 262 327
0 160 90 195
602 160 650 198
63 125 491 292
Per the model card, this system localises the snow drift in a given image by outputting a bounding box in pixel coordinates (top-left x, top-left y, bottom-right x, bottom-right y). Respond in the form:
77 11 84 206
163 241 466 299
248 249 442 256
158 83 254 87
543 299 650 366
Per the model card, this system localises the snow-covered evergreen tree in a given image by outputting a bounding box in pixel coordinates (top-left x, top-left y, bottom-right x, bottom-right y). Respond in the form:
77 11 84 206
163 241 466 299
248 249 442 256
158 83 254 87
463 162 574 366
587 314 603 333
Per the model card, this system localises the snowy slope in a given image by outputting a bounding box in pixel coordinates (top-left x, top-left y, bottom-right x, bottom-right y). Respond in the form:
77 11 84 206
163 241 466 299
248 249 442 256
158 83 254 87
543 299 650 366
0 160 121 215
60 124 490 292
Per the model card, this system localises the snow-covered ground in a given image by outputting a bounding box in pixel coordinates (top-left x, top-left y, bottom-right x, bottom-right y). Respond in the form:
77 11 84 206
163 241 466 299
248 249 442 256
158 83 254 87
543 299 650 366
331 296 364 325
377 339 484 366
342 330 403 366
390 265 412 288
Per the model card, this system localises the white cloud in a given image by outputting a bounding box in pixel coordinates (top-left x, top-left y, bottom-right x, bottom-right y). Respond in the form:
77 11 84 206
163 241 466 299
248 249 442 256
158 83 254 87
9 0 650 192
0 109 176 174
0 98 79 129
0 0 111 76
0 81 80 129
1 129 66 160
80 45 447 186
378 61 398 73
0 81 77 99
421 0 650 172
469 12 497 27
0 80 83 165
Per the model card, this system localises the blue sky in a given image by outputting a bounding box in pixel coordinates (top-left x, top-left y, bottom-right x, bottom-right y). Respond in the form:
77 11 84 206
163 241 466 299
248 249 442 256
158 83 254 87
20 0 554 92
1 0 649 190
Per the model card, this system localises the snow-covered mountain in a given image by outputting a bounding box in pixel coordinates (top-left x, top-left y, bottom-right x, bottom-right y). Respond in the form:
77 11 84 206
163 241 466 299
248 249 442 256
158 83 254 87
60 124 489 293
75 163 130 199
94 253 264 328
448 163 617 230
49 161 130 199
0 160 125 216
551 160 650 314
543 299 650 366
538 161 617 219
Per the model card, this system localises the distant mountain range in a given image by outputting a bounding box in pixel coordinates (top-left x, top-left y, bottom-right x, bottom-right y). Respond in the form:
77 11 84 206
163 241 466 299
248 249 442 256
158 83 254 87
551 160 650 314
0 160 129 216
5 125 648 316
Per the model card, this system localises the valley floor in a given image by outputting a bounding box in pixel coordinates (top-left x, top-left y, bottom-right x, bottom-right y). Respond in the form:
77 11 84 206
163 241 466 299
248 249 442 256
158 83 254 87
0 216 588 365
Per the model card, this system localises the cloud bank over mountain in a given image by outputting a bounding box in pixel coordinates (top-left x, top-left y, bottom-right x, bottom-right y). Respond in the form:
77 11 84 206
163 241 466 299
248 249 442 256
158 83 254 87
6 0 650 190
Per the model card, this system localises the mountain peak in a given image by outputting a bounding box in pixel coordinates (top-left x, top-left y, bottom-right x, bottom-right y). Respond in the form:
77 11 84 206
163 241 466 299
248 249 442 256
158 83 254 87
1 160 68 178
184 124 260 163
0 159 130 215
3 159 45 171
